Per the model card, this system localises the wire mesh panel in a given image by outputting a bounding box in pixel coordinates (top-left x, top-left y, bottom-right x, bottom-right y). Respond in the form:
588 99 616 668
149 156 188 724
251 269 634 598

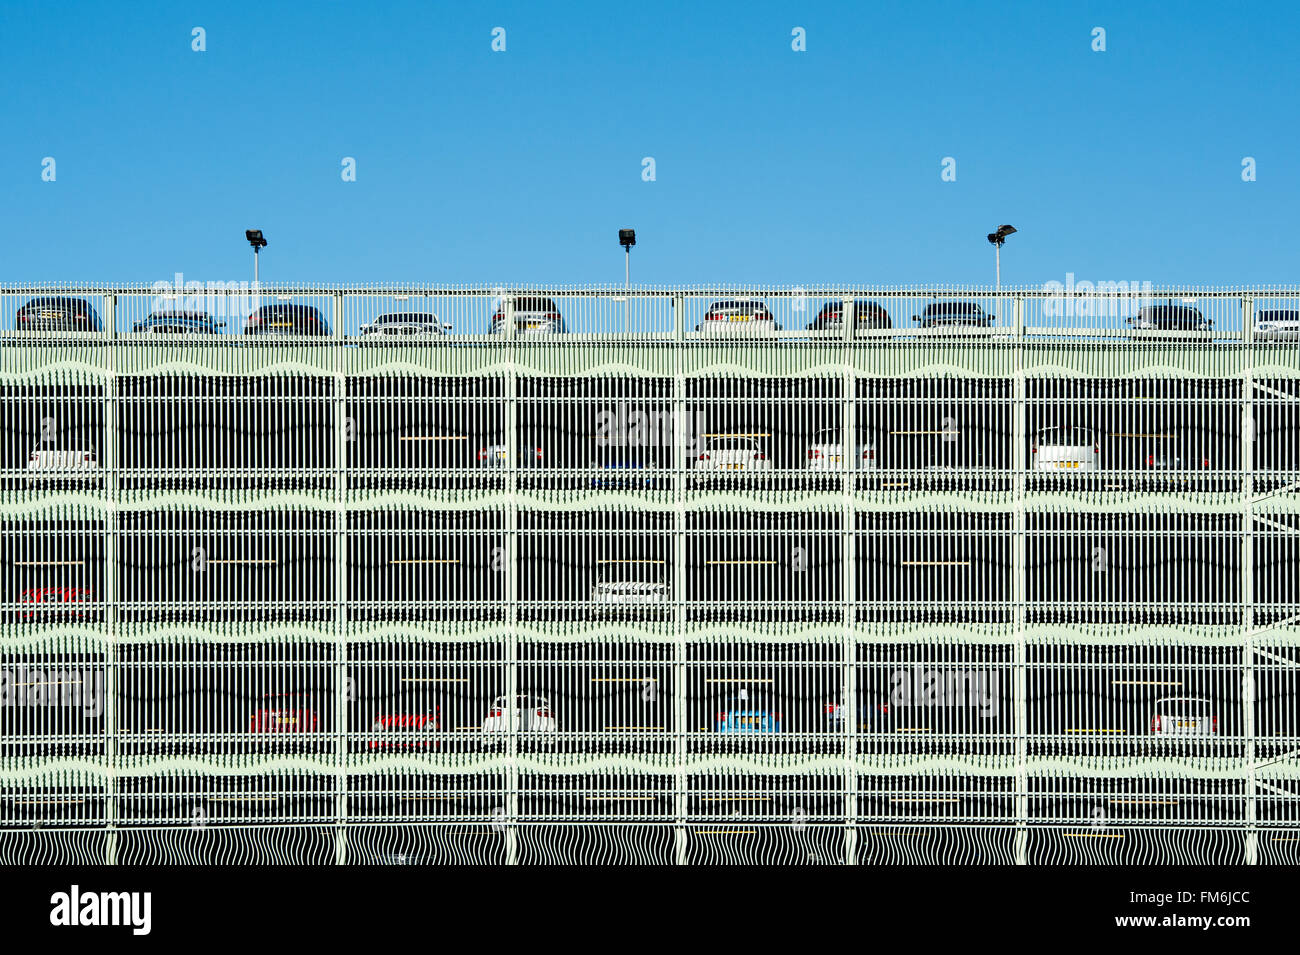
0 284 1297 865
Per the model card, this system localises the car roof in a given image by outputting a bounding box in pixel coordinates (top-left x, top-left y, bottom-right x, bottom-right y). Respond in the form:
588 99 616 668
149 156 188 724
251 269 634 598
375 312 439 322
24 296 94 307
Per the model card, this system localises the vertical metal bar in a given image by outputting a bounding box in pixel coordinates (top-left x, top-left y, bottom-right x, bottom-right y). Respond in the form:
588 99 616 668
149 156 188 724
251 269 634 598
503 293 519 865
1241 292 1257 865
841 312 858 865
1012 294 1028 865
332 289 348 865
104 291 118 865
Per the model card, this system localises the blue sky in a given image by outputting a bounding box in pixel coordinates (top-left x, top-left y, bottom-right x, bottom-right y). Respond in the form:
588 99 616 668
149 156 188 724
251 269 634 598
1 0 1296 287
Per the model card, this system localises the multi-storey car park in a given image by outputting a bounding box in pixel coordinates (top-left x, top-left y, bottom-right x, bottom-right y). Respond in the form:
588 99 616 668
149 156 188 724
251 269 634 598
1 283 1299 865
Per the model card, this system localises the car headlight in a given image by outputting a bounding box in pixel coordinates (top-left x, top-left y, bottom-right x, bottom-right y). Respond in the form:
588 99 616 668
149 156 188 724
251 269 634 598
372 720 384 732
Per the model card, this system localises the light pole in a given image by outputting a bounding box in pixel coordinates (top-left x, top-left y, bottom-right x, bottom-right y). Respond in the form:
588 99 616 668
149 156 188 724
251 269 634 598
619 228 636 288
986 224 1016 321
246 229 268 285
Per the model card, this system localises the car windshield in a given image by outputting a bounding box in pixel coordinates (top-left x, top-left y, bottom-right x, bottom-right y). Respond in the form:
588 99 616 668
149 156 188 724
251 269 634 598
375 313 438 324
1138 306 1203 321
710 300 766 313
1258 309 1300 323
924 303 983 317
512 298 558 313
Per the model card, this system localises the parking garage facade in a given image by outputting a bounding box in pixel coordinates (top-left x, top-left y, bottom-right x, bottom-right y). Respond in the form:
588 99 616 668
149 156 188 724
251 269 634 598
0 284 1297 865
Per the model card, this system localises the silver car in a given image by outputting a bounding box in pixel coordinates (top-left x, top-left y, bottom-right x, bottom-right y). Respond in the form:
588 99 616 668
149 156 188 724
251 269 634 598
1255 309 1300 342
360 312 452 339
693 434 773 472
1031 426 1100 472
1149 696 1216 736
489 296 565 335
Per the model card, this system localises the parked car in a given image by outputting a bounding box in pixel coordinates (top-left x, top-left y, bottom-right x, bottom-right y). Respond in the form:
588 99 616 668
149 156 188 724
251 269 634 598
697 299 778 337
1254 309 1300 341
360 312 451 340
825 690 893 732
17 586 94 620
16 297 101 332
477 443 544 467
1143 448 1210 470
715 689 781 734
1149 696 1217 736
805 427 878 471
249 693 320 733
25 447 99 484
131 309 224 335
1125 304 1211 334
367 709 440 749
591 561 669 614
912 302 993 331
489 297 565 335
244 304 331 337
1031 425 1100 472
481 694 557 740
692 434 772 472
808 300 891 334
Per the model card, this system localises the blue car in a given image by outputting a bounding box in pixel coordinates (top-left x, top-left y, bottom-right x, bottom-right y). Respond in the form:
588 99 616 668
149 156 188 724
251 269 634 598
132 309 224 335
715 693 782 734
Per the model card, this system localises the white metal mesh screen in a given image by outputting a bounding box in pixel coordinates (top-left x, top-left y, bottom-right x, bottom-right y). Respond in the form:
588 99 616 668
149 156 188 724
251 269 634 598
1 284 1297 865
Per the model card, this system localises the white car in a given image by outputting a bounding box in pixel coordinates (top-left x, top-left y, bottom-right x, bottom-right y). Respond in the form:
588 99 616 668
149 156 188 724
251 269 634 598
489 296 565 336
360 312 452 340
1255 309 1300 341
26 448 100 485
1149 696 1217 736
692 434 773 472
697 299 777 337
805 428 878 471
591 580 669 613
1031 426 1100 472
481 694 557 740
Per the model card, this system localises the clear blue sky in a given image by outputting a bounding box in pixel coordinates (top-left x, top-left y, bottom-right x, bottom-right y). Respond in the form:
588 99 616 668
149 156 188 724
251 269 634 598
1 0 1296 287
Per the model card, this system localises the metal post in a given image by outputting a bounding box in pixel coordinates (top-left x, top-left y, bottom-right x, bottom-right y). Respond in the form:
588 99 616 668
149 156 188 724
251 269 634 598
104 293 118 865
1242 293 1257 865
504 297 519 864
841 328 858 865
1012 295 1028 865
332 290 348 865
673 354 688 864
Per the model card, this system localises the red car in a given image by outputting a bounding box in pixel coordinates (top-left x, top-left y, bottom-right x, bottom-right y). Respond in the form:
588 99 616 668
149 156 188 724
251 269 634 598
18 586 94 620
367 709 441 749
250 693 320 733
